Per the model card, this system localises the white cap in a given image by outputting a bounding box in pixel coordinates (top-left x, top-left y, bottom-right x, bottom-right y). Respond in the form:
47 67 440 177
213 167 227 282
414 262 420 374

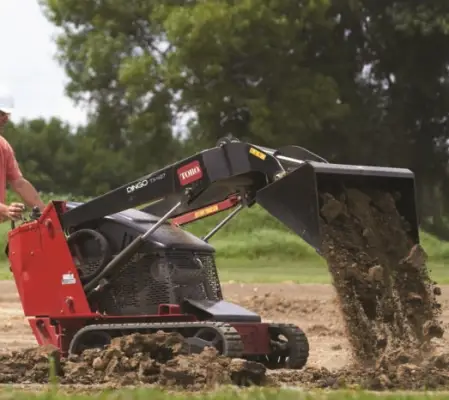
0 85 14 114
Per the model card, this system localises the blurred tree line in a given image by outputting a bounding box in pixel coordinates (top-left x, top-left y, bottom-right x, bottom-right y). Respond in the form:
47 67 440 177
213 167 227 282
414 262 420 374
5 0 449 236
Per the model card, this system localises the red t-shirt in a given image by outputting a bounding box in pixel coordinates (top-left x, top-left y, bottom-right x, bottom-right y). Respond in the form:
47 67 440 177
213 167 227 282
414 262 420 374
0 136 22 203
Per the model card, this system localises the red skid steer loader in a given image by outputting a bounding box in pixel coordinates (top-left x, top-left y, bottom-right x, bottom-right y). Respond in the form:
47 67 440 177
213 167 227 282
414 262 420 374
5 136 419 370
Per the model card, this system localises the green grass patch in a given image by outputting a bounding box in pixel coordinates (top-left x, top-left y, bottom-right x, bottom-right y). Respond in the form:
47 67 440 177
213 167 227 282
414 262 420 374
0 192 448 284
183 205 449 283
0 387 449 400
213 259 449 284
1 258 448 284
215 257 328 283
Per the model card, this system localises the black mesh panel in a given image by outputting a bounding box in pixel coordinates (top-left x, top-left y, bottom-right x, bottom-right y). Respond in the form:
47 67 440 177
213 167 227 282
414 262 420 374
95 250 221 316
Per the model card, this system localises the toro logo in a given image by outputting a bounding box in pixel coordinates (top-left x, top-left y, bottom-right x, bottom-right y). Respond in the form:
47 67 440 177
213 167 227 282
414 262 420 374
177 160 203 186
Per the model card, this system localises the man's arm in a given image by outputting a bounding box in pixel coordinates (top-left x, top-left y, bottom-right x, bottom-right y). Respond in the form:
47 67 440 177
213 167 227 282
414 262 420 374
5 141 45 212
9 178 45 211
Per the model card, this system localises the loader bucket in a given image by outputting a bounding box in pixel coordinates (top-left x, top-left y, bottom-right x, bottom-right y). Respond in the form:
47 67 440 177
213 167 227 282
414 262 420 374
255 161 419 252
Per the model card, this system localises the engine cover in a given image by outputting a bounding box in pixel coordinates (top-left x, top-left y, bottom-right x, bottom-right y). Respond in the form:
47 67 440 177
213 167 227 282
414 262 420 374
65 202 224 316
65 201 215 253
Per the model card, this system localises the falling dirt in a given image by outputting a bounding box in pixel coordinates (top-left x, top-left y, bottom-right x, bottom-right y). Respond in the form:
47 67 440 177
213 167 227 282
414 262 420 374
0 332 267 390
316 187 446 384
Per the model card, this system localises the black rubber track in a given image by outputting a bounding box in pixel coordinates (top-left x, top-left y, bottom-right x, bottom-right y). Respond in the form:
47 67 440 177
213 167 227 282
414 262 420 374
68 321 244 357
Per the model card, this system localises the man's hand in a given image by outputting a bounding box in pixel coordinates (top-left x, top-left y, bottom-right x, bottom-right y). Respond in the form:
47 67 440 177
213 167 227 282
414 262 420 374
5 202 25 220
9 178 45 212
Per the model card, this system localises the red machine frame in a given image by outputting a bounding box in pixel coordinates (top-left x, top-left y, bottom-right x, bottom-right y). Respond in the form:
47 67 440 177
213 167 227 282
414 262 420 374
8 198 271 356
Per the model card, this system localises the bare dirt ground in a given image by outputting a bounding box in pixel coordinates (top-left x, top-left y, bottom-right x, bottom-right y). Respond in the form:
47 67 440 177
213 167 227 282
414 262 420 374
0 281 352 368
2 279 449 393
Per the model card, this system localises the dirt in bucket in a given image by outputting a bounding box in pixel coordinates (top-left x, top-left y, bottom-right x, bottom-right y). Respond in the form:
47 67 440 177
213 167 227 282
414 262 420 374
318 187 444 366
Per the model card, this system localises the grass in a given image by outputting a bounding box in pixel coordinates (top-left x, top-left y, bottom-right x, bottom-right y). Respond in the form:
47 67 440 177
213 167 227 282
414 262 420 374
0 191 448 284
184 206 449 284
215 257 329 283
0 256 447 284
1 387 449 400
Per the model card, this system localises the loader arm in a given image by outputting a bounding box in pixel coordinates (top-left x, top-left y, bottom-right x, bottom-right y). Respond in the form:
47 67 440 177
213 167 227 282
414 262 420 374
61 140 286 230
139 143 326 220
61 137 419 252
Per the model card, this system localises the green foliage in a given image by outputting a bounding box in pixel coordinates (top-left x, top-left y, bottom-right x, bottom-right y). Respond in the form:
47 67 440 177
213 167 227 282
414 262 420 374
158 0 346 146
0 0 437 247
385 2 449 35
183 204 449 263
3 119 134 196
38 0 183 175
35 0 449 237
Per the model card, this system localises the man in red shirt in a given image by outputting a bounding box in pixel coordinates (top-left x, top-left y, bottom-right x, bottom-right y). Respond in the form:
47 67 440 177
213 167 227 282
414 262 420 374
0 86 45 221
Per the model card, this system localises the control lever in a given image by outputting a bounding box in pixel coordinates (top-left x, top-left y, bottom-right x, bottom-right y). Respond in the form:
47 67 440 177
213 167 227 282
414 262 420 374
30 206 42 220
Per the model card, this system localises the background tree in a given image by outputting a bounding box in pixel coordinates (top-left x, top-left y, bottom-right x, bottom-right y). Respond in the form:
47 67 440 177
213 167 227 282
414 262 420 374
28 0 449 236
3 119 134 196
39 0 183 175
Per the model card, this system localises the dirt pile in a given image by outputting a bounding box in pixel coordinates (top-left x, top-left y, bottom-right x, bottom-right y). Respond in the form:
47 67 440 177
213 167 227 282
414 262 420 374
318 187 444 365
3 332 449 392
0 344 62 384
271 348 449 391
0 332 267 390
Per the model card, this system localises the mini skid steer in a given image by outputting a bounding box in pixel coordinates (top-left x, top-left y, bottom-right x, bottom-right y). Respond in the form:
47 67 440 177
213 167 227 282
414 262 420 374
6 136 420 370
